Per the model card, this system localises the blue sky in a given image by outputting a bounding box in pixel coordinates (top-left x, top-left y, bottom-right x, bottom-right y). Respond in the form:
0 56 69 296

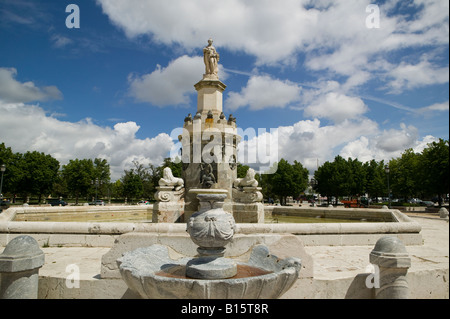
0 0 448 180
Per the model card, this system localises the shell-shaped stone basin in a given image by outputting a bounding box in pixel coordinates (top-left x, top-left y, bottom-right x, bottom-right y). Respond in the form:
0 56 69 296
117 244 301 299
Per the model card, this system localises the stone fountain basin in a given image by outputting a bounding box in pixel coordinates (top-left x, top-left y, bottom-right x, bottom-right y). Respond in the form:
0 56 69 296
117 244 301 299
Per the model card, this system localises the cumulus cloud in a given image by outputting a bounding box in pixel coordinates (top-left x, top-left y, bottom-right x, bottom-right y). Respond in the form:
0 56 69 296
238 117 381 173
128 55 204 106
0 67 63 103
303 92 369 123
238 116 439 175
96 0 317 65
340 130 439 163
97 0 448 92
386 57 450 93
226 75 302 111
0 102 174 180
375 123 419 153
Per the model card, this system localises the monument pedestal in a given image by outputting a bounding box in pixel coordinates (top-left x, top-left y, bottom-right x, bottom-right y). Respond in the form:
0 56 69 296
152 186 185 223
232 202 265 223
231 186 264 223
194 79 226 117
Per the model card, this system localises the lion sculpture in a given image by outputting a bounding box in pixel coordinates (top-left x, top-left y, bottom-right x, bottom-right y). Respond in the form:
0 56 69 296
159 167 184 191
233 168 258 188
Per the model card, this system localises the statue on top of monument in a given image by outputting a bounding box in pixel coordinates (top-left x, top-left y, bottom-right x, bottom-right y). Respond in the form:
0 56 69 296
203 38 220 78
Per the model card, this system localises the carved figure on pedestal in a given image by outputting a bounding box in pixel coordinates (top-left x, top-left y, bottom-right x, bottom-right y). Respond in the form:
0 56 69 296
233 168 258 189
203 38 220 78
232 168 263 204
159 167 184 191
200 163 216 189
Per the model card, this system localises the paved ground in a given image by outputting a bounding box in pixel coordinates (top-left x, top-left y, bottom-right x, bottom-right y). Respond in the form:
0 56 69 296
307 215 448 280
25 214 447 284
1 213 448 298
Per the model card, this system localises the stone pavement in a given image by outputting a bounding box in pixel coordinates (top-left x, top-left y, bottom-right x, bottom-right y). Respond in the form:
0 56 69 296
1 215 448 298
306 216 448 280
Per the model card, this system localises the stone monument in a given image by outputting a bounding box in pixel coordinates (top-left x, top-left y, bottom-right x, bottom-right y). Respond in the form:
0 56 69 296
118 189 302 299
180 39 242 221
152 39 263 224
115 40 304 299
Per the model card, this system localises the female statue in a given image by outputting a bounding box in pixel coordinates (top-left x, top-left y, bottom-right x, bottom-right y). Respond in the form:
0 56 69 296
203 38 219 77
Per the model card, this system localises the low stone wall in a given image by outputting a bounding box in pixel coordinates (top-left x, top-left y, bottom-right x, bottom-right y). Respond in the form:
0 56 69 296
265 205 397 222
2 205 152 221
0 205 423 247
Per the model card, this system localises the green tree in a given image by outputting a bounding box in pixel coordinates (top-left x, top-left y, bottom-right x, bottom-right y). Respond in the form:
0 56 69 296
420 139 449 206
315 156 363 204
266 159 308 205
23 151 59 203
92 158 111 199
315 160 338 204
111 180 124 201
389 149 421 200
121 169 144 202
62 159 95 204
347 158 366 197
0 143 16 198
364 159 386 202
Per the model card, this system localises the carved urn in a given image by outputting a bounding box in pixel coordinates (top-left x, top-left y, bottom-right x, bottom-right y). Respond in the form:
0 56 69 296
186 189 237 279
186 190 235 256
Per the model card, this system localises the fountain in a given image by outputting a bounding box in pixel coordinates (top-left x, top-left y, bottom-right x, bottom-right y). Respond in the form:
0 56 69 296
116 39 302 299
117 188 301 299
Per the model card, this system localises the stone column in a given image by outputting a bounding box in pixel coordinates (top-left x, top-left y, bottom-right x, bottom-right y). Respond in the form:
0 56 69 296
369 236 411 299
0 235 45 299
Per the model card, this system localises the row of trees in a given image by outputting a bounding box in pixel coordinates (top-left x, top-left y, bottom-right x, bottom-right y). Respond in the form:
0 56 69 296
0 142 184 204
312 139 449 206
0 143 113 204
1 139 448 205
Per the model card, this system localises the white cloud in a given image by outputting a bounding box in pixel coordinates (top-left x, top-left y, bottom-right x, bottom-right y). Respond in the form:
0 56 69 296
0 102 174 180
340 136 374 163
387 57 450 93
226 75 302 111
419 101 450 113
128 55 205 106
0 67 63 103
238 117 380 173
340 130 439 163
96 0 317 65
303 92 369 123
375 123 419 153
97 0 449 93
50 34 73 48
238 116 440 175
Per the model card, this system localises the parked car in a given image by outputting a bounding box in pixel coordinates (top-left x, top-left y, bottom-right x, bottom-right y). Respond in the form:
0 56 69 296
138 200 150 205
420 200 435 207
47 199 68 206
1 198 11 210
90 200 105 206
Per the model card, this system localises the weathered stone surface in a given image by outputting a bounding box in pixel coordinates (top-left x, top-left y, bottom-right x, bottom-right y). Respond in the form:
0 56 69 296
0 235 44 299
439 207 449 219
0 235 44 273
369 236 411 299
101 232 313 279
117 244 301 299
